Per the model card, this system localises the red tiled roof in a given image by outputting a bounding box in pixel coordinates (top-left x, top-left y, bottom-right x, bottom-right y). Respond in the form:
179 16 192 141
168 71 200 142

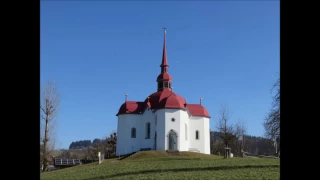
117 89 187 116
187 104 211 118
116 101 145 116
117 91 211 118
146 89 186 110
157 72 172 81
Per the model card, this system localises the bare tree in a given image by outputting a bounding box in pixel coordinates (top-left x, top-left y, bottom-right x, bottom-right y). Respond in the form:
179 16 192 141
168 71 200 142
235 120 247 152
40 81 59 172
211 140 224 155
264 77 280 152
107 132 117 157
85 146 98 161
216 105 238 148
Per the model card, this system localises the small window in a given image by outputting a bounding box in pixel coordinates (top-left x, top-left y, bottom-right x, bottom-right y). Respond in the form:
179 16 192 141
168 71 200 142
158 82 163 89
171 118 175 122
164 82 169 88
131 128 136 138
196 130 199 140
145 122 150 139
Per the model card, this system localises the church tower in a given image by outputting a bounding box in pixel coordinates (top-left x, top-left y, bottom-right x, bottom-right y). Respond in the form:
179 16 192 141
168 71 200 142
157 28 172 92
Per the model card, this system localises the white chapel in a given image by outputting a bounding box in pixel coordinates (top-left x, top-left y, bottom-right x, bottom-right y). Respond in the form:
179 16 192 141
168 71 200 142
116 30 211 155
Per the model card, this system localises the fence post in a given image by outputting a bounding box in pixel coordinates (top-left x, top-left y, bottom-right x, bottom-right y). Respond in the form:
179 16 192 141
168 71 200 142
98 152 101 164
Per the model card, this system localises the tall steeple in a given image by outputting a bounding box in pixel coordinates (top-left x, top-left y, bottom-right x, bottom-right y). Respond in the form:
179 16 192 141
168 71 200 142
161 27 169 72
156 27 172 92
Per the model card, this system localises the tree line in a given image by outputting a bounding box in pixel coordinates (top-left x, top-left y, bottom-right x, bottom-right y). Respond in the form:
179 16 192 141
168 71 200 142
210 131 277 156
69 140 92 149
68 138 112 149
57 132 117 160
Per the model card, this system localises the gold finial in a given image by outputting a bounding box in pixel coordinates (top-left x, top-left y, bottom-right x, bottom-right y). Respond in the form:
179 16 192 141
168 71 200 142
163 27 167 34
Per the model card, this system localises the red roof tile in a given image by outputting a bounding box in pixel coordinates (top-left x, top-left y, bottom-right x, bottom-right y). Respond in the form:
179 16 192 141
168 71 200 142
146 89 186 110
157 72 172 81
117 89 187 116
116 101 145 116
187 104 211 118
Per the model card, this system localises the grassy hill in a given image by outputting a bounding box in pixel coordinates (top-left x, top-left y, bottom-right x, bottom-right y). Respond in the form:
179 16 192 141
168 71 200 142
40 151 279 180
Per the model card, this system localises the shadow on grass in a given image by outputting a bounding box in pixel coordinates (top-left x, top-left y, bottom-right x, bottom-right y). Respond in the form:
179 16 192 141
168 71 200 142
86 165 279 180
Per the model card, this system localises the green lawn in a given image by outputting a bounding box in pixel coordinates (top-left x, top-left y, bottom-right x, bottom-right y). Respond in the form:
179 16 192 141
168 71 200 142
40 151 280 180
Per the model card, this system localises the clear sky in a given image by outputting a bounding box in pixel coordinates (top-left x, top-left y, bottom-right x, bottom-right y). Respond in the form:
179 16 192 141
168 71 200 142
40 1 279 149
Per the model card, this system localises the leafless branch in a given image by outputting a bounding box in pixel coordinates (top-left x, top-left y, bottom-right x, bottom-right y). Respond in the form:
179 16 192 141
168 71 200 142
264 77 280 145
217 105 238 148
40 80 59 172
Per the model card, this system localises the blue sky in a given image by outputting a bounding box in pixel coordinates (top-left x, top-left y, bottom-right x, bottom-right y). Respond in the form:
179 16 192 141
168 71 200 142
40 1 279 149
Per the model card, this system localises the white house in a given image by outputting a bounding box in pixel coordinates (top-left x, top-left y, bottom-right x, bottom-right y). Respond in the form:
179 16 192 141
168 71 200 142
116 30 211 155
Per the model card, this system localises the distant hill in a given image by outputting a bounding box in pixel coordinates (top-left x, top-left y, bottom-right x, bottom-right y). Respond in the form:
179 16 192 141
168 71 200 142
68 140 92 149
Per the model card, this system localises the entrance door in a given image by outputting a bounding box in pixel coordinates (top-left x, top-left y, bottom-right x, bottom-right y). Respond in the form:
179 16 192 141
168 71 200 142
168 130 177 150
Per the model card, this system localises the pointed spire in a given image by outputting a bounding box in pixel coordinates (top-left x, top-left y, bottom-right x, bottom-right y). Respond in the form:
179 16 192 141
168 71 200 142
161 27 169 67
125 93 128 101
156 27 172 92
200 97 202 105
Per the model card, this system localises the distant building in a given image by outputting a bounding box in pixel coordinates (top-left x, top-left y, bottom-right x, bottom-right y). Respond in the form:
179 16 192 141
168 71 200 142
116 30 211 155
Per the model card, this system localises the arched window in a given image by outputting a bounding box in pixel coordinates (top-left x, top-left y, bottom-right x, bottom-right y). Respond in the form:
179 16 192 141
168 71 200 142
131 128 136 138
145 122 150 139
195 130 199 140
185 124 188 140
